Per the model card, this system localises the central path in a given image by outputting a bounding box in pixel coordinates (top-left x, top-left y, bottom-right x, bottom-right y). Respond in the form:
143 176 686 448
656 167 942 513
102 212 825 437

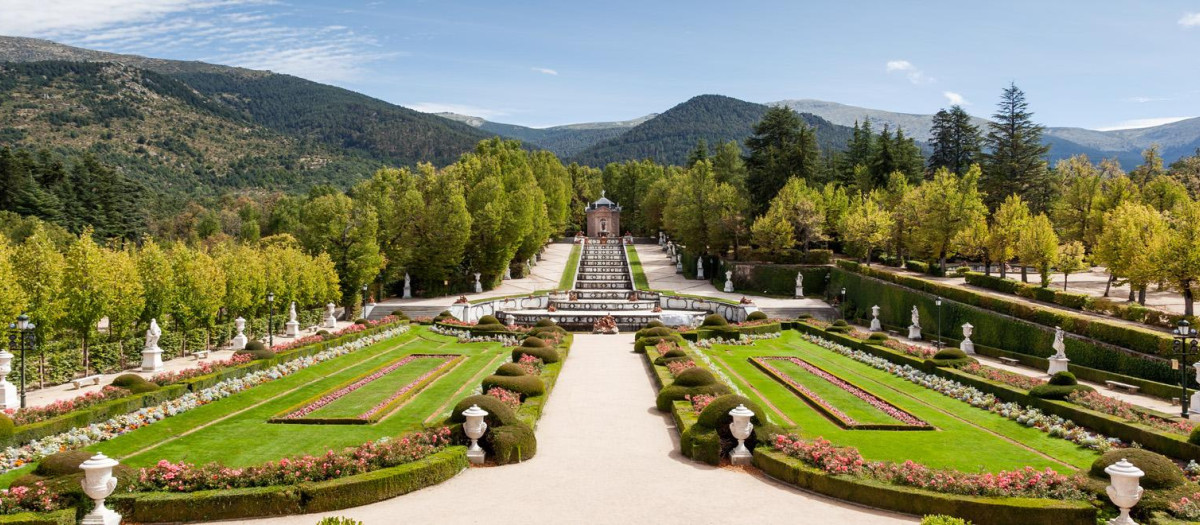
225 334 915 525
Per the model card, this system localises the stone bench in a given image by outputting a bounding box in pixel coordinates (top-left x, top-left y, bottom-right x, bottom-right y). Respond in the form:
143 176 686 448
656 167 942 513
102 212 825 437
997 357 1020 366
193 350 209 360
1104 380 1140 394
71 375 102 389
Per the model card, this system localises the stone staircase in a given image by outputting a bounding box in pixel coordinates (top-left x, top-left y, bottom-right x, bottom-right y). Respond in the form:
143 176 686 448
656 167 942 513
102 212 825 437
574 243 633 290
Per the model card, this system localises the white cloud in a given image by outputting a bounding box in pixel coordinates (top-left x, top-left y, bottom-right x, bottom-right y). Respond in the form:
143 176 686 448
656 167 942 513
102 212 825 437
1128 96 1169 103
943 91 969 106
531 67 558 76
1093 116 1194 131
885 59 932 84
407 103 508 120
1180 12 1200 27
0 0 392 84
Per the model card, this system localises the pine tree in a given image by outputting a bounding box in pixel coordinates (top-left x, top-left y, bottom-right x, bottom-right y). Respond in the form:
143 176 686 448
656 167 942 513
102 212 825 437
745 106 821 214
982 83 1051 210
928 106 982 176
687 139 710 167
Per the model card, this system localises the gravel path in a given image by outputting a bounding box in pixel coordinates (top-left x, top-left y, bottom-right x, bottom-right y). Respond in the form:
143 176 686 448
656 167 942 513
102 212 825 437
219 334 916 525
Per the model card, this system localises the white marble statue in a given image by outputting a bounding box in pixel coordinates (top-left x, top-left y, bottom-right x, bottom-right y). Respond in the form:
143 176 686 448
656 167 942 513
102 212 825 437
795 272 804 298
724 270 734 293
960 322 975 354
1047 326 1070 374
323 303 337 329
403 273 412 299
696 258 705 279
285 301 300 337
676 259 683 273
907 306 922 340
474 272 483 293
869 305 882 331
504 267 512 280
230 317 248 350
141 318 164 372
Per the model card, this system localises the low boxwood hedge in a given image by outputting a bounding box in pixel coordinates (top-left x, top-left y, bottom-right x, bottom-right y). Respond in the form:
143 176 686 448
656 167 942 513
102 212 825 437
0 509 75 525
511 345 559 364
753 448 1096 525
480 375 546 399
112 448 466 522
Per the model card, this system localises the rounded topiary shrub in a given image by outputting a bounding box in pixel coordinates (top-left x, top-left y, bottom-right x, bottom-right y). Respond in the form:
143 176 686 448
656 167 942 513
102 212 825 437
927 347 974 368
236 340 275 360
477 315 502 326
1030 381 1093 400
695 394 765 429
128 381 161 394
434 310 454 321
490 422 537 465
111 373 147 388
354 318 368 325
0 413 12 440
494 363 527 376
481 375 545 399
512 345 559 364
656 383 732 412
316 330 331 337
701 314 729 327
1191 425 1200 446
634 335 684 353
535 318 557 328
521 337 548 348
636 326 674 339
1048 371 1078 386
672 367 717 387
645 320 665 329
832 319 849 327
746 311 768 322
448 394 520 427
1089 449 1186 490
867 332 888 342
35 450 97 477
653 348 688 366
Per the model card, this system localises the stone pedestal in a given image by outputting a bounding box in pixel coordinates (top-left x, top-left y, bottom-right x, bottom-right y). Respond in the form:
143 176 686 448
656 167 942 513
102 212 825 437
474 273 483 293
363 303 375 320
730 449 752 466
285 320 300 337
675 260 683 273
1047 356 1070 375
230 332 248 351
696 259 705 280
1190 391 1200 421
960 338 975 355
141 347 163 372
0 380 17 410
466 448 486 465
908 325 922 340
723 271 734 293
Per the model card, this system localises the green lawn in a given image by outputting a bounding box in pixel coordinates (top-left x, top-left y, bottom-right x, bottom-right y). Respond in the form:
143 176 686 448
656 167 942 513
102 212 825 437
89 326 509 467
301 355 452 419
696 331 1100 473
757 357 916 426
626 245 649 290
558 244 581 290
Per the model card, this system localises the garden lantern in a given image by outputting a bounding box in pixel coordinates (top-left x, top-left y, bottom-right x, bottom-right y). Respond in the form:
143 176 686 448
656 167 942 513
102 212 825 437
728 404 755 466
935 297 943 350
79 453 121 525
1172 319 1199 419
266 291 276 349
6 313 33 408
1104 458 1144 525
463 404 489 464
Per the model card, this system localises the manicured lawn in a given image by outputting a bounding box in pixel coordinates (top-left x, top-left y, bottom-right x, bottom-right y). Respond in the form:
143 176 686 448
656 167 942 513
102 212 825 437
89 326 509 468
758 357 916 426
558 244 581 290
697 331 1100 473
301 355 453 419
626 245 649 290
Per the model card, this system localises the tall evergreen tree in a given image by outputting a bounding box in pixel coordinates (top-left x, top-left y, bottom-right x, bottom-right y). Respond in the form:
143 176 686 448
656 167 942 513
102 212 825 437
928 105 982 175
982 83 1051 210
745 106 821 214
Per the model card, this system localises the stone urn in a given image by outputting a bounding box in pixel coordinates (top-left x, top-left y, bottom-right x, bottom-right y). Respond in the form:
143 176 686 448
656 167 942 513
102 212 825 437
728 404 755 466
462 404 489 465
723 270 734 293
230 317 248 351
1104 458 1144 525
79 453 121 525
960 323 975 354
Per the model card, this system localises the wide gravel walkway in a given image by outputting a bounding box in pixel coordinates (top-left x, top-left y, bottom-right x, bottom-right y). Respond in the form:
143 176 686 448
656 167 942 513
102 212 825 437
221 334 915 525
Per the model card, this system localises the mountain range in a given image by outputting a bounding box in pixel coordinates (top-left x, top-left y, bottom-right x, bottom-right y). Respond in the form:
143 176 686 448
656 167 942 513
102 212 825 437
1 35 1197 197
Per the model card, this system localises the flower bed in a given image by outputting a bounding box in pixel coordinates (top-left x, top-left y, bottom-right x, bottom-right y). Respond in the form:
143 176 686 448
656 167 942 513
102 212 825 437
0 325 411 474
429 325 521 346
486 387 521 410
132 427 451 492
959 362 1045 391
0 482 58 515
752 356 931 430
4 387 129 427
881 338 936 359
272 354 459 422
515 354 543 376
149 354 254 386
801 332 1119 451
666 360 697 377
771 433 1086 500
684 394 716 414
694 332 781 348
1067 390 1194 436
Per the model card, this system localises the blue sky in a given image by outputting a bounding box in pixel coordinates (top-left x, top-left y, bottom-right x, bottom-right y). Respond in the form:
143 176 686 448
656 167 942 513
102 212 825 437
3 0 1198 130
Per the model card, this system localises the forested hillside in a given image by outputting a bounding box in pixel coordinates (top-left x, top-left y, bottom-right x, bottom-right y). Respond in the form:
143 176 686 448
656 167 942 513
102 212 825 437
570 95 855 166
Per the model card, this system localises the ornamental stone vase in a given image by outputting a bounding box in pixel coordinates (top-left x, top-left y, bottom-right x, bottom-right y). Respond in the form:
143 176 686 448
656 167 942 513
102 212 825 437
724 271 734 293
474 273 483 294
960 322 975 355
230 317 248 351
79 453 121 525
0 350 16 410
323 303 338 329
1105 458 1145 525
869 305 882 332
728 404 755 466
463 404 489 465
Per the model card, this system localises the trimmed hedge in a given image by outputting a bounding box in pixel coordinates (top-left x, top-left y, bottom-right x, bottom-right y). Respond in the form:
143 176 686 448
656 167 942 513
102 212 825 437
480 375 546 399
0 510 74 525
633 334 684 353
1089 449 1186 490
754 449 1096 525
111 448 466 522
511 345 559 364
494 363 527 376
714 261 831 297
656 383 732 412
966 272 1177 328
833 261 1177 387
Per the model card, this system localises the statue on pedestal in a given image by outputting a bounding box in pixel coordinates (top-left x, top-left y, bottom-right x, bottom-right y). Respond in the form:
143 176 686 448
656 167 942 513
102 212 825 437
285 302 300 337
141 318 164 372
724 270 734 293
323 303 337 328
403 273 412 299
869 305 882 331
908 306 922 340
230 317 248 350
795 272 804 298
1047 326 1070 374
474 273 483 293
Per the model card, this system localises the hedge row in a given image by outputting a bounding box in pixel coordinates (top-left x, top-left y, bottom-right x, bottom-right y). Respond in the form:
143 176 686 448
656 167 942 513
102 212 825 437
110 447 466 523
753 449 1096 525
965 272 1185 330
0 510 74 525
793 323 1200 462
1 321 409 449
712 261 831 297
833 261 1176 385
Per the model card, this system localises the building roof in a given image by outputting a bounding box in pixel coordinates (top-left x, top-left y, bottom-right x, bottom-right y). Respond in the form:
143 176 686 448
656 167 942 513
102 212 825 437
586 191 621 211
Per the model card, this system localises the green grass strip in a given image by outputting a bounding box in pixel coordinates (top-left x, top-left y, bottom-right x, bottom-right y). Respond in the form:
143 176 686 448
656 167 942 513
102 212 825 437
558 244 581 290
626 244 649 290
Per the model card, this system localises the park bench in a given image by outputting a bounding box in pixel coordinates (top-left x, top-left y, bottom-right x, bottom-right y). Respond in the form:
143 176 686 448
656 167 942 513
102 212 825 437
997 357 1020 366
1104 380 1140 394
71 375 101 389
193 350 209 360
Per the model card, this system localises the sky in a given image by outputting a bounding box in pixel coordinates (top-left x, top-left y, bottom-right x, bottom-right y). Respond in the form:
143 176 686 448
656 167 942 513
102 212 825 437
1 0 1198 130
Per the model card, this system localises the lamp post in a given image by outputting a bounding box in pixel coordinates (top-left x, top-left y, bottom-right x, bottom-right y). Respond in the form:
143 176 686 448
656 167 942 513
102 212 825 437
935 297 943 350
6 314 33 409
1172 320 1199 419
840 287 847 319
361 284 369 320
266 291 276 349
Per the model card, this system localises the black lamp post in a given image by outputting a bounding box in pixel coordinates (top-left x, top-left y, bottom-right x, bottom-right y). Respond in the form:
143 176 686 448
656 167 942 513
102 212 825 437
840 287 847 319
824 273 831 300
267 291 276 349
1173 320 1199 419
935 297 944 350
361 284 369 319
7 313 33 408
